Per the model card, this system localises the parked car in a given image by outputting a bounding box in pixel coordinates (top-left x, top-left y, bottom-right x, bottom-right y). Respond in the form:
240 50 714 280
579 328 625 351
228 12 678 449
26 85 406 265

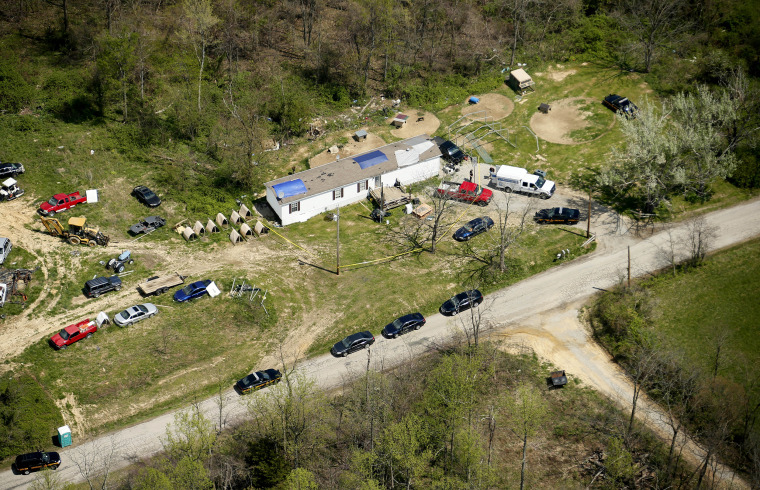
534 207 581 225
454 216 495 241
132 185 161 207
84 276 122 298
382 313 426 338
0 162 25 179
38 191 87 216
50 319 97 349
14 451 61 475
173 280 212 302
439 140 465 164
235 369 282 394
129 215 166 235
602 94 638 118
0 177 25 201
114 303 158 327
440 289 483 316
0 237 11 265
331 331 375 357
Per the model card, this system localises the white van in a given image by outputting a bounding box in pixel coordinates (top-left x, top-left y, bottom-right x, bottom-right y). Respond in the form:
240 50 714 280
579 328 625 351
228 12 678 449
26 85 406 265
0 237 11 265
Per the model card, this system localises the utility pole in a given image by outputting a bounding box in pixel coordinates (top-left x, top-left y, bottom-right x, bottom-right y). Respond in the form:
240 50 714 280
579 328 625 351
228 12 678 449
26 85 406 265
627 246 631 287
336 207 340 276
587 189 592 239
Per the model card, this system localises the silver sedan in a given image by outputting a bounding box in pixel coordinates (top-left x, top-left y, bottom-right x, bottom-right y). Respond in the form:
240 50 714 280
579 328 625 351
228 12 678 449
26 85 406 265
114 303 158 327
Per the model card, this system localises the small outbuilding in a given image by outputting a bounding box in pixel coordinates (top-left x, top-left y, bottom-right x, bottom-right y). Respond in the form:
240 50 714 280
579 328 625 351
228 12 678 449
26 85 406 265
229 229 242 244
239 203 252 219
508 68 535 94
182 228 197 241
230 210 243 224
391 113 409 127
206 219 219 233
354 129 368 141
240 223 253 238
193 220 206 236
254 221 268 237
216 213 229 228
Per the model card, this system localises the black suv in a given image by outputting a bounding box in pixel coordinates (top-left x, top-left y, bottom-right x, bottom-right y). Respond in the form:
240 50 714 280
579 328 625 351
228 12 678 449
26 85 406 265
84 276 122 298
0 162 25 178
439 140 465 164
15 451 61 474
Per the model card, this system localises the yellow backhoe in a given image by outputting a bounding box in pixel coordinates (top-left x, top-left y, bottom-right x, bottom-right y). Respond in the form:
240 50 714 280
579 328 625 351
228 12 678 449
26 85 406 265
41 216 110 247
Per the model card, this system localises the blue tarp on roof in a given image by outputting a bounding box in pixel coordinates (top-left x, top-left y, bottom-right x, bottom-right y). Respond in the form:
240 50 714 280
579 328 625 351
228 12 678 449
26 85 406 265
272 179 307 199
354 150 388 170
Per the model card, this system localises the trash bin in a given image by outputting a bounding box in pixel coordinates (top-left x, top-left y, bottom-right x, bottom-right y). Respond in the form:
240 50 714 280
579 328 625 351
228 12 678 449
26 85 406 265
57 425 72 448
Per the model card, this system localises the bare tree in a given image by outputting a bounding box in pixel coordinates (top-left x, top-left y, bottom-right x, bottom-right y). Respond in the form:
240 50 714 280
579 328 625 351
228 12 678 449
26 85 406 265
614 0 689 73
625 340 660 438
180 0 219 113
29 469 64 490
70 436 118 490
684 215 717 267
456 294 491 349
492 191 534 273
506 382 548 490
656 225 682 276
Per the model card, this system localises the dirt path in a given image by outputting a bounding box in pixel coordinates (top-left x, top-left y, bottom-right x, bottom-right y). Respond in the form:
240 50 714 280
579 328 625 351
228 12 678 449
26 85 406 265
4 197 758 488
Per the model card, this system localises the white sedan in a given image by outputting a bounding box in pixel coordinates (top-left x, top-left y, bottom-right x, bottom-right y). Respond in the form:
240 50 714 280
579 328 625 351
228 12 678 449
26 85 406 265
114 303 158 327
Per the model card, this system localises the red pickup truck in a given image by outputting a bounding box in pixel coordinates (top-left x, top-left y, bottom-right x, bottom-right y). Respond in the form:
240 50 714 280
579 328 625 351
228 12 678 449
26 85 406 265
435 181 492 206
38 191 87 216
50 319 97 349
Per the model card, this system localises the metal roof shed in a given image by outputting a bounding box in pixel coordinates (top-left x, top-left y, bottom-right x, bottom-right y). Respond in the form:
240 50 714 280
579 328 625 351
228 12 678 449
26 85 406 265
508 68 535 94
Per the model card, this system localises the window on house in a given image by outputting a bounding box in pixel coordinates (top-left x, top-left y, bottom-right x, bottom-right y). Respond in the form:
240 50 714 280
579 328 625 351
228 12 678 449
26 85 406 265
289 202 300 214
333 188 344 200
357 180 368 192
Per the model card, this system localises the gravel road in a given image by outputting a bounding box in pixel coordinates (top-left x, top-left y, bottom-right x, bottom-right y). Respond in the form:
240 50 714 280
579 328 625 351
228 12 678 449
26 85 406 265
3 197 759 489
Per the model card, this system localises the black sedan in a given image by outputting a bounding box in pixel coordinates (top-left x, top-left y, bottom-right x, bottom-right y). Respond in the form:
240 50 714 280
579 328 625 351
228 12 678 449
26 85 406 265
534 207 580 225
440 289 483 316
132 185 162 207
454 216 495 241
602 94 638 118
236 369 282 394
382 313 426 338
331 331 375 357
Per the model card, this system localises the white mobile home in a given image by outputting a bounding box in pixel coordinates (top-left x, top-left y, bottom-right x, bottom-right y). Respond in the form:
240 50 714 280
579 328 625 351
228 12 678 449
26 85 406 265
265 135 441 225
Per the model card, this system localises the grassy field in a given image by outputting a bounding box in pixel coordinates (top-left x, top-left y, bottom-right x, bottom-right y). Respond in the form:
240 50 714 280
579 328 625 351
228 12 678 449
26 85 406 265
646 238 760 384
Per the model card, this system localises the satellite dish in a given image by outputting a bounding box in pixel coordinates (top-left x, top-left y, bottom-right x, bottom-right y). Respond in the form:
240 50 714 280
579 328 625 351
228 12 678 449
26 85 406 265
277 191 285 200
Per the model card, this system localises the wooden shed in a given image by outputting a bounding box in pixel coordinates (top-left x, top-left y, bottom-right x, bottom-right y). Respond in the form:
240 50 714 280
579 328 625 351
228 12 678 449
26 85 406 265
508 68 535 94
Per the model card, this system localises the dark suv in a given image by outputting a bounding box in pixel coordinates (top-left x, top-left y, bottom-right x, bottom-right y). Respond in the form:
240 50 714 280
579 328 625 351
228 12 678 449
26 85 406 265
0 162 25 178
84 276 122 298
15 451 61 474
439 140 465 164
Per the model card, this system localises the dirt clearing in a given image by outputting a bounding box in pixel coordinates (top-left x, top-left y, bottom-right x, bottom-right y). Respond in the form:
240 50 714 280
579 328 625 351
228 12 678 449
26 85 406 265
529 97 612 145
461 93 514 120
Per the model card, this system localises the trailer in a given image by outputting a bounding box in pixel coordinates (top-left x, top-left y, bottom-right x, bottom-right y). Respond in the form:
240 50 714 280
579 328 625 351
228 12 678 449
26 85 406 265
137 273 185 296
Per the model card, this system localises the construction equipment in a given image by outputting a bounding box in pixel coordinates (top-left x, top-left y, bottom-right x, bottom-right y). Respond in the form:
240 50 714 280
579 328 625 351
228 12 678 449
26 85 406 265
106 250 134 273
41 216 110 247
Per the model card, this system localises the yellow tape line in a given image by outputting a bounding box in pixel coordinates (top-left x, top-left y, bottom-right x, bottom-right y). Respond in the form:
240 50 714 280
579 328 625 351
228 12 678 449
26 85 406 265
262 220 314 255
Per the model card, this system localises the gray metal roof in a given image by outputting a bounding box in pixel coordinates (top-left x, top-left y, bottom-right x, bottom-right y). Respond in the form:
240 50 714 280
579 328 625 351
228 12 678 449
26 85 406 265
265 134 440 204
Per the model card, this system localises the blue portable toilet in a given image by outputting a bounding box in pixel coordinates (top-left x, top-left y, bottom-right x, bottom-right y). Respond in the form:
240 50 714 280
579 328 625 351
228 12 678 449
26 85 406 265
57 425 72 447
469 96 480 104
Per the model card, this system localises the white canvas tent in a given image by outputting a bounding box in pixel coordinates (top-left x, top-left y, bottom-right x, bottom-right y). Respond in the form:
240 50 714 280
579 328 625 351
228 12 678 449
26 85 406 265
193 220 206 235
229 228 242 244
230 210 243 224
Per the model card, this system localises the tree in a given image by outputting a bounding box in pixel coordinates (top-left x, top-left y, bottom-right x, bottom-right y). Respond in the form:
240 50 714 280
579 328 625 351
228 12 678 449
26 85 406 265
624 337 659 438
456 293 490 348
505 383 548 490
180 0 219 113
684 215 717 268
163 403 217 463
70 436 118 490
96 31 137 123
29 469 64 490
376 414 430 489
298 0 318 47
614 0 689 73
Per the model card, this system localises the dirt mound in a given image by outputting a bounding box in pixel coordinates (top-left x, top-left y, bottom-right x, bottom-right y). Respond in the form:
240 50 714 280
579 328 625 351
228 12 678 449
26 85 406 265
461 93 514 120
529 97 612 145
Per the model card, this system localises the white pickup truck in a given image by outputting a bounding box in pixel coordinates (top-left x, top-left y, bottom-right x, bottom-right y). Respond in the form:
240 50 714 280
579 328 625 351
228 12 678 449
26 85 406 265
489 165 555 199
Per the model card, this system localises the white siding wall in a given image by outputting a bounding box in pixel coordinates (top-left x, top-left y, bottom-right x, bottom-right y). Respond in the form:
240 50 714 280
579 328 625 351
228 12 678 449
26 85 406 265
267 180 373 226
267 157 440 226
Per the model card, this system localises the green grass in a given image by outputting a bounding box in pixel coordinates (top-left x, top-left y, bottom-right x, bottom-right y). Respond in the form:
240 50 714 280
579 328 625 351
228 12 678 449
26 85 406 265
646 238 760 383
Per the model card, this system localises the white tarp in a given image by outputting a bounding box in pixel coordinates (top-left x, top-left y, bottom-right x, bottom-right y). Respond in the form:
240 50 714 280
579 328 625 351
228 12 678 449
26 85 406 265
86 189 99 203
395 139 433 167
96 311 110 327
206 281 221 298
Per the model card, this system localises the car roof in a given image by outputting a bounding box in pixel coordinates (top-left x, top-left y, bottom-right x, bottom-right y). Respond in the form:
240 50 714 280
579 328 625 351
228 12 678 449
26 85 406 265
347 331 372 341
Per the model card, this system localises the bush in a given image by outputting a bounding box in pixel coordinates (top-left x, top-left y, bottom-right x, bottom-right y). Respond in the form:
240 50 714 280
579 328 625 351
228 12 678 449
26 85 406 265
0 57 34 113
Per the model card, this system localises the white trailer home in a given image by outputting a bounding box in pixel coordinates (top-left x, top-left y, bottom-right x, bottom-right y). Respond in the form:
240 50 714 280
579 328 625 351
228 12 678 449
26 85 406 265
265 135 442 226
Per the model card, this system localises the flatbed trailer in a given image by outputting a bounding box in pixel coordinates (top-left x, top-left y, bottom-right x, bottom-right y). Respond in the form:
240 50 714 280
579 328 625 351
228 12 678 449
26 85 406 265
137 273 185 296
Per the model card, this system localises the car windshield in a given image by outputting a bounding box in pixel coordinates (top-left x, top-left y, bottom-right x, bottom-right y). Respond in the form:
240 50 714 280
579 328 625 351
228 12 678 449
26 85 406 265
119 309 130 317
450 296 461 306
180 285 194 295
391 318 404 329
136 305 148 313
59 329 69 340
143 189 157 199
47 197 58 205
462 223 475 232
